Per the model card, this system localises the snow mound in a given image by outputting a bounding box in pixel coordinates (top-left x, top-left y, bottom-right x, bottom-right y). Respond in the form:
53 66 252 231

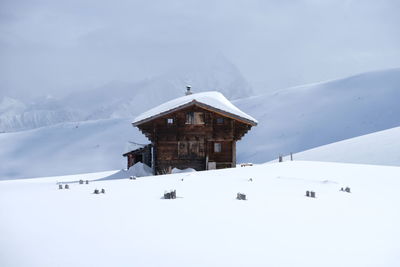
97 162 152 181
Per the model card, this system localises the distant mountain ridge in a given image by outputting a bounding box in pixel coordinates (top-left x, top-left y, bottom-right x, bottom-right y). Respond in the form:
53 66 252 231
0 96 80 132
0 55 252 132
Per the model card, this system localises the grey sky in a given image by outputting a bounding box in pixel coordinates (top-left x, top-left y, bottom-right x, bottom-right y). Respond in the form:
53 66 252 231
1 0 399 97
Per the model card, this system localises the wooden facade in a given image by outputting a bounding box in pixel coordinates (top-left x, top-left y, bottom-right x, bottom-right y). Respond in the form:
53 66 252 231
133 100 256 174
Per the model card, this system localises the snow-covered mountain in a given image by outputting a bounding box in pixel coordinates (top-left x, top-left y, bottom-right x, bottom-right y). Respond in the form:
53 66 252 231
235 67 400 163
0 96 80 132
1 68 400 179
0 55 252 132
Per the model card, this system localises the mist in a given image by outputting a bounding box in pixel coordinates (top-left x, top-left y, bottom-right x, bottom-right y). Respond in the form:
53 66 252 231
1 0 399 98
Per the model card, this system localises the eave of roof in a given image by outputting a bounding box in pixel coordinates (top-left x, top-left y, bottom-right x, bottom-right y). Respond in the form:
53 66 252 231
122 144 151 157
133 100 257 127
132 91 258 127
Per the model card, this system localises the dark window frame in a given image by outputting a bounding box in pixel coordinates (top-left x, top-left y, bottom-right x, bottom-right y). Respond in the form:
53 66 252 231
216 117 224 124
186 112 205 125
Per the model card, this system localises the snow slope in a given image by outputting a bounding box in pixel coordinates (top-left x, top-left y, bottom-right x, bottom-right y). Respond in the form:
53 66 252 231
286 126 400 166
235 68 400 163
0 118 147 180
1 161 399 267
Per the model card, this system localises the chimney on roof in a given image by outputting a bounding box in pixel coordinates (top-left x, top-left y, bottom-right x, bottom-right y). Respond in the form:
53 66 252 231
185 85 192 96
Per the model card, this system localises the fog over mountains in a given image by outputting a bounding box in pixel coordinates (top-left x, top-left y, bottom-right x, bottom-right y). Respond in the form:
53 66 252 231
0 55 251 132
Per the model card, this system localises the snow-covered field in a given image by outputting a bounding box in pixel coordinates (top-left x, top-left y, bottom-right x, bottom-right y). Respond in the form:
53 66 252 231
1 161 399 267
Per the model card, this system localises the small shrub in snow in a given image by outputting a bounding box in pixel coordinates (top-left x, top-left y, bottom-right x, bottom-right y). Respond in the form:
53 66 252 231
93 189 100 194
85 180 89 184
101 188 106 194
65 184 69 189
79 180 83 184
164 190 176 199
236 193 246 200
129 176 136 180
340 187 351 193
248 178 253 182
58 184 63 190
305 191 316 198
240 163 253 167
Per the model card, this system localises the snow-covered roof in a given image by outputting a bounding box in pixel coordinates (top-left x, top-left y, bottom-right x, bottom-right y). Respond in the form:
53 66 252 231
132 91 257 126
123 142 150 155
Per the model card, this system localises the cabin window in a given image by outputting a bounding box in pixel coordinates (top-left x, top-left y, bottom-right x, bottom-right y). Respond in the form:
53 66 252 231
214 142 222 153
216 117 224 124
186 112 204 125
167 118 174 124
179 142 188 156
178 141 205 158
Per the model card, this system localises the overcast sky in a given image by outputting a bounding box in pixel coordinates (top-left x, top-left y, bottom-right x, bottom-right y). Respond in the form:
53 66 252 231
1 0 399 98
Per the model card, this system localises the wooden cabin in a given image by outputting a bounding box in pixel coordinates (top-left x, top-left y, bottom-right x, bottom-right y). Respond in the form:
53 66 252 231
128 89 257 174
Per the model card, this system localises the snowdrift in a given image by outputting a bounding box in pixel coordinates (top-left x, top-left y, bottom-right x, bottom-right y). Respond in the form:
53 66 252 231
98 162 152 180
171 167 196 174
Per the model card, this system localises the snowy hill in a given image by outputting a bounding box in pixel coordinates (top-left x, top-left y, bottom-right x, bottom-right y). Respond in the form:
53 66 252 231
287 126 400 166
0 118 147 180
1 161 399 267
235 68 400 163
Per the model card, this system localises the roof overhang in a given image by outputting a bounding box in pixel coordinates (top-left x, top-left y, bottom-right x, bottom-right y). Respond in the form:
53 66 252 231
122 144 152 157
